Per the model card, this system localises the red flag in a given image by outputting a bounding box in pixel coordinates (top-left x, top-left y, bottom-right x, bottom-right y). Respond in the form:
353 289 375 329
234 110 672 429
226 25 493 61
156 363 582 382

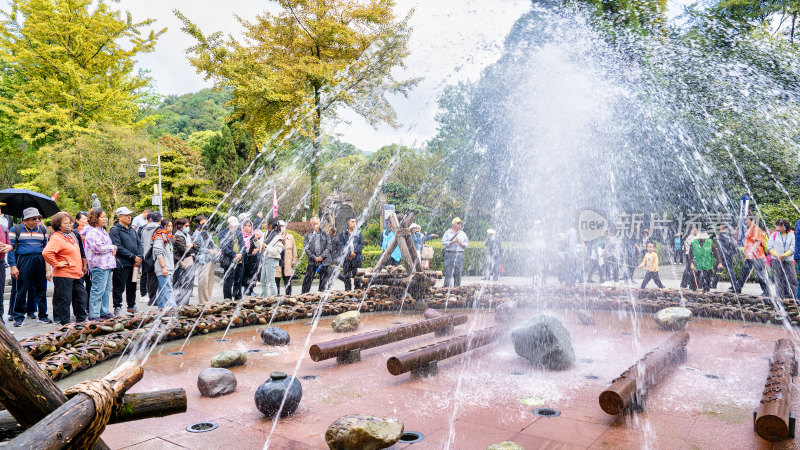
51 191 59 202
272 187 278 218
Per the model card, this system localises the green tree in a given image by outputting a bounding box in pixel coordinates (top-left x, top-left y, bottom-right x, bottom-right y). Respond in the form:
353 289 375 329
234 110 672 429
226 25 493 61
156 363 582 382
200 123 252 191
0 0 164 144
137 135 223 219
144 88 233 139
175 0 417 214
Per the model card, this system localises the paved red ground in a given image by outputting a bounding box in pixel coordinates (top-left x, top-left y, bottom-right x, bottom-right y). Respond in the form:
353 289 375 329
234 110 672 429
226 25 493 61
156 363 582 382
96 309 798 449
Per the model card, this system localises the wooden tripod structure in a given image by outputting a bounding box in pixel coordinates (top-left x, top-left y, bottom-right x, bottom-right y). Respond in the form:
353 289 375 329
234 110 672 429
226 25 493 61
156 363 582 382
357 212 441 299
0 323 186 448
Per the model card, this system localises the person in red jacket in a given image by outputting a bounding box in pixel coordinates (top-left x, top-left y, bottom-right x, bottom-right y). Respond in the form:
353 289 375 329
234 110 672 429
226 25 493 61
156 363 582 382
43 212 88 325
735 216 771 297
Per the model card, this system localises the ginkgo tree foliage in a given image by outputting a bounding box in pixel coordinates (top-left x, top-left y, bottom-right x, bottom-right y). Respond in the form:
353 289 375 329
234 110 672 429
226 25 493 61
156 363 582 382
0 0 164 145
176 0 417 213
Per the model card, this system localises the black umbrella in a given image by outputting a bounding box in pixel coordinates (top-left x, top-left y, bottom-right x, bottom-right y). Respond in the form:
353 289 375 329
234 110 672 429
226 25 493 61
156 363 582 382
0 188 61 218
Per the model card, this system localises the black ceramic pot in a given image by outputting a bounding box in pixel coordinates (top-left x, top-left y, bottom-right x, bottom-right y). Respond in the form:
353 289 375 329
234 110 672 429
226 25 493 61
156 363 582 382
254 371 302 417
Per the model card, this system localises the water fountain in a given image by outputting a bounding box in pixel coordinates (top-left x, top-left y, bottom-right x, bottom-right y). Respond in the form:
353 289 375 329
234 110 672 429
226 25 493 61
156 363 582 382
5 0 800 448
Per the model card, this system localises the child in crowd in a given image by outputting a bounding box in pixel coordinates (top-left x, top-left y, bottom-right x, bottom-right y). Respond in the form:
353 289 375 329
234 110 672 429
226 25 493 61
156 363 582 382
638 242 665 289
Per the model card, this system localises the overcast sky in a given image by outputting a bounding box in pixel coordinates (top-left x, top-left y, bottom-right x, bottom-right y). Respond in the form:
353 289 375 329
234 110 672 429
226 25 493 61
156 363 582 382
123 0 533 151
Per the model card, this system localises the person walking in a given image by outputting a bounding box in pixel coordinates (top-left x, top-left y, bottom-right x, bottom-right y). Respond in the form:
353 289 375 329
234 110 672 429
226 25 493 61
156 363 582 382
585 235 606 283
302 217 331 293
173 218 197 305
638 242 665 288
43 212 88 325
109 207 142 315
564 223 584 286
220 216 245 301
381 220 401 266
338 217 364 291
241 219 260 297
680 227 699 290
275 221 297 295
604 229 621 283
673 233 682 264
441 217 469 287
8 207 53 326
139 212 162 305
768 218 797 299
83 208 117 320
324 227 340 291
689 231 722 292
484 229 501 281
736 216 771 297
260 218 284 297
192 215 217 305
152 219 176 308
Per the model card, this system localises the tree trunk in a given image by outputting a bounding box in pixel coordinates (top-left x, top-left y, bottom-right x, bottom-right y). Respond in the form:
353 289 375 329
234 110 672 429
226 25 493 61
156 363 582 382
311 83 322 216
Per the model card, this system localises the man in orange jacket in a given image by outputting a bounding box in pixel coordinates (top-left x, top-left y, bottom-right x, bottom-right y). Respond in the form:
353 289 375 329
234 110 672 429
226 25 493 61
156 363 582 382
734 216 771 297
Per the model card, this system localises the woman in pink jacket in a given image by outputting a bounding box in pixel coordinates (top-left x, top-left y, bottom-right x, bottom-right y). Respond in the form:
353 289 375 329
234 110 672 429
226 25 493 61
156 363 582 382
82 208 117 320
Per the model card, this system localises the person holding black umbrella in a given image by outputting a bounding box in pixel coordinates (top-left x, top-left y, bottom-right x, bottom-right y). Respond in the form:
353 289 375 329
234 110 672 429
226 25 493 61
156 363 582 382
8 207 52 326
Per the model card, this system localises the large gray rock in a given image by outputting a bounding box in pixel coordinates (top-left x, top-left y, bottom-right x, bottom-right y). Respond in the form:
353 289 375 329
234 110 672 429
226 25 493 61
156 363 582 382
254 372 302 418
654 307 692 331
325 414 403 450
511 315 575 370
487 442 525 450
210 350 247 368
197 368 237 397
261 327 290 346
332 311 361 332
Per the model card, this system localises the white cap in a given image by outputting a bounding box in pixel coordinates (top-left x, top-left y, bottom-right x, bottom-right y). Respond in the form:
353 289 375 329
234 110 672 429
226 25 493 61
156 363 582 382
487 228 496 234
115 206 133 216
410 223 420 230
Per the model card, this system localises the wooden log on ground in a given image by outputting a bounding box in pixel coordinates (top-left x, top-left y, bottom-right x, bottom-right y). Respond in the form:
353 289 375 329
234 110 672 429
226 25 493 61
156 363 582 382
386 326 504 375
310 313 469 361
599 331 689 415
8 361 143 450
0 388 186 434
0 317 111 449
755 338 796 442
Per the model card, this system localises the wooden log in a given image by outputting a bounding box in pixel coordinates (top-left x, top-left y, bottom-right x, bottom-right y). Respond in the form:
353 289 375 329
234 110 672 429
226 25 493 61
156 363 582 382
755 338 796 442
599 332 689 415
8 361 143 449
386 326 504 375
0 315 111 449
310 313 469 361
0 388 187 434
388 212 418 274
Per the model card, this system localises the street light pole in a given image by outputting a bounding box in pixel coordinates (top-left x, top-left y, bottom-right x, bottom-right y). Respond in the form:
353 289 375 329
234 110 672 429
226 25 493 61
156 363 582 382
156 144 163 215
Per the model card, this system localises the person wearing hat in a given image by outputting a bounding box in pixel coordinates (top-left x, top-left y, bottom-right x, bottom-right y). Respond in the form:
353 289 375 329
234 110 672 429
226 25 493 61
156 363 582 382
8 207 53 326
109 207 143 314
337 217 364 291
410 223 438 270
193 215 218 304
441 217 469 287
138 211 163 304
274 220 298 295
689 230 723 293
484 228 502 281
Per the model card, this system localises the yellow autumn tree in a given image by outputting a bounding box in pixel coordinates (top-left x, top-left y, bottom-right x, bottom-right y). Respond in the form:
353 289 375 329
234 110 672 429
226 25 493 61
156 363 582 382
0 0 164 144
175 0 417 213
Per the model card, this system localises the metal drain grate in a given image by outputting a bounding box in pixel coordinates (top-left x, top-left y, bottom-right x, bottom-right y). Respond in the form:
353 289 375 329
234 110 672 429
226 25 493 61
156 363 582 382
582 374 600 380
509 371 526 376
532 408 561 418
398 431 424 443
214 339 230 342
186 422 218 433
301 375 320 380
735 333 750 338
247 349 262 353
704 374 722 380
167 351 186 356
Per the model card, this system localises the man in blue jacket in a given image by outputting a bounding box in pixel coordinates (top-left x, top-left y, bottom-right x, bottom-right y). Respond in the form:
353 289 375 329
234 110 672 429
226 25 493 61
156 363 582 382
8 207 51 326
109 207 143 314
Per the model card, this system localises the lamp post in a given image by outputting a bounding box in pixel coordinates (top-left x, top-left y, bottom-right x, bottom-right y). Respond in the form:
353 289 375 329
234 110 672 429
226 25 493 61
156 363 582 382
138 145 163 215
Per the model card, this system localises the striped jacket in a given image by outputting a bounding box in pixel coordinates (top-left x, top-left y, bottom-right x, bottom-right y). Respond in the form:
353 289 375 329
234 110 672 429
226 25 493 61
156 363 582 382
7 224 48 267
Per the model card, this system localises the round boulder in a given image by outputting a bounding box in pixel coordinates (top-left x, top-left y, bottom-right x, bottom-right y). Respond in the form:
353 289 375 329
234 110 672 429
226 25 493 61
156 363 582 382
254 372 302 418
211 350 247 368
197 368 237 397
511 315 575 370
332 311 361 333
325 414 403 450
261 327 290 346
654 307 692 331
